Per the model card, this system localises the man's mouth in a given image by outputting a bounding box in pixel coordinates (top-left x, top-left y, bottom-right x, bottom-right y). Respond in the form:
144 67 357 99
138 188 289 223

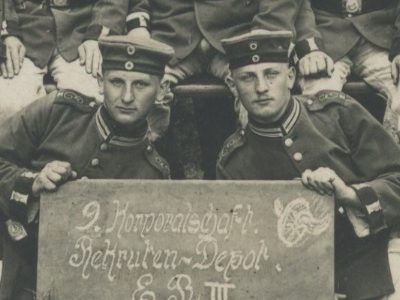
117 106 137 112
254 97 273 103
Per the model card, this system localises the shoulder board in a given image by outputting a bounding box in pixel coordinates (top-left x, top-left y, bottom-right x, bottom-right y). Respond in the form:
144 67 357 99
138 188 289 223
297 91 349 112
144 142 171 179
217 128 246 167
54 89 98 113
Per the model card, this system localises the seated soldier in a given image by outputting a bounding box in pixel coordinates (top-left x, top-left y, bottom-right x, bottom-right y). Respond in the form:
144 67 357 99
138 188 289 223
0 0 128 123
217 30 400 300
300 0 400 142
0 35 173 300
127 0 333 178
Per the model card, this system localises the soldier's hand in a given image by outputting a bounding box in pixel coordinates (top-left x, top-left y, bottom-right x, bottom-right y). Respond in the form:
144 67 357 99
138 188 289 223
298 51 334 78
0 36 25 79
391 54 400 86
32 161 77 197
78 40 102 78
127 27 151 39
302 167 361 208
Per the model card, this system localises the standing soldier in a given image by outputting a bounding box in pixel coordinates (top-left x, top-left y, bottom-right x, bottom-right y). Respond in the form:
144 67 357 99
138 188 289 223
0 0 128 123
301 0 400 141
217 30 400 299
0 34 173 300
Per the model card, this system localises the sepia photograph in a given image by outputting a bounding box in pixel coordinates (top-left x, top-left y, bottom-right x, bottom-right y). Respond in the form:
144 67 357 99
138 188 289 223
0 0 400 299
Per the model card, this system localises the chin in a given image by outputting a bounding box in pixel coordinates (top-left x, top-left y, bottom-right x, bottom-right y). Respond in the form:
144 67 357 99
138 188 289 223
114 115 139 126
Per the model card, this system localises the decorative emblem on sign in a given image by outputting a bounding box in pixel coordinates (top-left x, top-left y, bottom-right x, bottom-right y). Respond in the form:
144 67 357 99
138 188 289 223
274 197 330 248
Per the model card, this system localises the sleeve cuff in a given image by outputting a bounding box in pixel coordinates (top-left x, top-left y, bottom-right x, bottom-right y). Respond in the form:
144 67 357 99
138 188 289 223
389 37 400 61
9 171 38 224
84 25 111 41
1 20 22 40
126 12 150 31
294 37 324 59
353 185 387 234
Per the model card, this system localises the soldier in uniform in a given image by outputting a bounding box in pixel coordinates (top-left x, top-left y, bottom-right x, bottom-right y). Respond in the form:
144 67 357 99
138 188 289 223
217 30 400 299
300 0 400 141
126 0 334 178
0 34 173 300
0 0 128 123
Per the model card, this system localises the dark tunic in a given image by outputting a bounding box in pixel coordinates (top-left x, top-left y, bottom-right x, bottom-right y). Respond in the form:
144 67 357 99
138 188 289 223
0 89 169 299
217 91 400 300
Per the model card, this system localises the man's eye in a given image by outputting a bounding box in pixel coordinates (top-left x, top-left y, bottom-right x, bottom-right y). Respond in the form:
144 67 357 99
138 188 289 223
134 81 149 88
110 79 124 86
239 74 254 82
266 72 279 79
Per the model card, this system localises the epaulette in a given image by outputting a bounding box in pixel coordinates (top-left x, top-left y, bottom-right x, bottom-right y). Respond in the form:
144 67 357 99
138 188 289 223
217 128 246 167
297 90 349 112
144 142 171 179
54 89 98 113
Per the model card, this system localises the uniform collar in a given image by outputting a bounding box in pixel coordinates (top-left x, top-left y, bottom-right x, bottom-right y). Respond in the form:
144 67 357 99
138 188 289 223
248 97 301 138
95 105 148 147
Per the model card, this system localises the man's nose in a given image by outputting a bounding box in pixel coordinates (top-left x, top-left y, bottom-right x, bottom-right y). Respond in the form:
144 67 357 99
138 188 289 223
121 85 134 104
256 77 269 94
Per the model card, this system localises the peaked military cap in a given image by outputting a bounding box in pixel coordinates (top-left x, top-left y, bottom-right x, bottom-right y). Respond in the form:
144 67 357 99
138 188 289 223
221 30 293 69
99 35 174 76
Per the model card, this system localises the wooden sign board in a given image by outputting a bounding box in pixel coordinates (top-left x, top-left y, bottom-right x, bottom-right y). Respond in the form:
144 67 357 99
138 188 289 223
37 180 334 300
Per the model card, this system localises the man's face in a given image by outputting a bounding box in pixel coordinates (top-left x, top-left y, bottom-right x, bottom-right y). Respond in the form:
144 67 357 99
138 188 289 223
99 70 163 125
231 62 295 124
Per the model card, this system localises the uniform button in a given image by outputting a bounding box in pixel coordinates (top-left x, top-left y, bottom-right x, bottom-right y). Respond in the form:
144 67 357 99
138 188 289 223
240 129 245 136
100 143 108 151
307 99 313 105
91 158 99 167
146 145 153 152
89 101 96 108
338 206 345 214
293 152 303 161
284 138 293 147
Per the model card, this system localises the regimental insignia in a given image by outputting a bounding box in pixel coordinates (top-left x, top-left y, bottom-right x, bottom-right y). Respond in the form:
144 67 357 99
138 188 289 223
6 219 28 241
55 89 97 112
217 128 246 166
301 91 349 112
145 143 171 179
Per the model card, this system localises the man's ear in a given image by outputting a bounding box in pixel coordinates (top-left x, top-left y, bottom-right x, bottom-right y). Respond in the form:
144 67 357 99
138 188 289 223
97 72 104 95
156 79 171 102
287 65 296 89
225 74 239 98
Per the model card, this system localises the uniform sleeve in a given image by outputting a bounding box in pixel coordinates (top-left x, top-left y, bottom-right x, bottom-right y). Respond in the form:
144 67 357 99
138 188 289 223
126 0 151 32
293 0 324 59
253 0 323 59
389 0 400 60
340 99 400 235
0 95 54 219
0 0 22 39
84 0 129 40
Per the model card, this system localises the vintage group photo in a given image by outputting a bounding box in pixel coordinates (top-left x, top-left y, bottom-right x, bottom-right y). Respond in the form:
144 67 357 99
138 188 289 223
0 0 400 299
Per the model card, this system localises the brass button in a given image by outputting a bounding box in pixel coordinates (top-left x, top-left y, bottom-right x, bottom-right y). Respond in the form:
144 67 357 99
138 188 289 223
91 158 99 167
100 143 108 151
293 152 303 161
89 101 96 108
146 145 153 152
338 207 345 214
307 99 313 105
240 129 245 136
284 138 293 147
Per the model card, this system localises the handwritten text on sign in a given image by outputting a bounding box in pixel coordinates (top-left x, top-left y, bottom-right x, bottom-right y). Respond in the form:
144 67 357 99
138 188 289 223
37 180 334 300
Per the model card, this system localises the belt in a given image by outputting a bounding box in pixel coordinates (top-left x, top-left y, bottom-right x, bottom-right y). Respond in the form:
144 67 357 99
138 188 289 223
27 0 96 8
311 0 395 17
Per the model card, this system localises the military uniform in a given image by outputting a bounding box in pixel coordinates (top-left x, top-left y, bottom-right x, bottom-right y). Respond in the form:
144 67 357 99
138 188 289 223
300 0 400 140
0 0 129 122
0 90 170 299
0 33 174 299
217 92 400 299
